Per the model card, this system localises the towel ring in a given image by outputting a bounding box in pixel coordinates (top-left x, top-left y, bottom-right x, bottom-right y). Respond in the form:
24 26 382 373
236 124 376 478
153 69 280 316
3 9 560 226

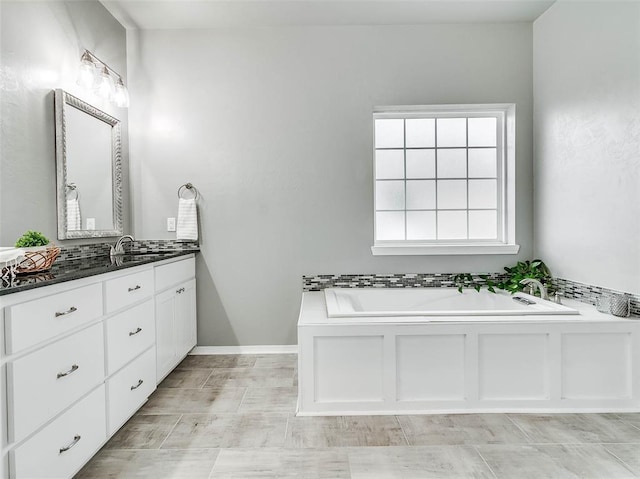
178 183 199 200
66 183 79 201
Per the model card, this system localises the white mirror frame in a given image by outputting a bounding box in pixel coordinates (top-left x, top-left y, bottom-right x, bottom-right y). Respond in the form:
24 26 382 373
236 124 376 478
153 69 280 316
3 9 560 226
54 89 123 239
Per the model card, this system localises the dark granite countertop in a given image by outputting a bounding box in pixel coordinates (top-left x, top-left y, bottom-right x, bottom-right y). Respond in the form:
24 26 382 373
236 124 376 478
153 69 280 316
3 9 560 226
0 250 197 297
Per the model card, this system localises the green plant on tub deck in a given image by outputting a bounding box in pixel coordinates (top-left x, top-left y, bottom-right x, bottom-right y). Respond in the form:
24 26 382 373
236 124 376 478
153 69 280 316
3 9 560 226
453 273 498 293
14 230 50 248
501 259 554 295
455 259 554 297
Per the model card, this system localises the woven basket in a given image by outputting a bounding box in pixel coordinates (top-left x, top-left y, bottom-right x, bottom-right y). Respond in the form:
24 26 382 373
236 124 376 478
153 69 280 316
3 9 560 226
15 246 61 275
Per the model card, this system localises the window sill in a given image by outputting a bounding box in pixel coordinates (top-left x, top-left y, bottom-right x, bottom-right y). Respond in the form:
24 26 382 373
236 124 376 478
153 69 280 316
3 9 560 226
371 243 521 256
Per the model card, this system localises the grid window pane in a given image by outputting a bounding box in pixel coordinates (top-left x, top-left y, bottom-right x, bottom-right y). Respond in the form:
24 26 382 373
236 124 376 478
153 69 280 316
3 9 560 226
406 149 435 179
438 211 467 239
469 210 498 239
375 150 404 179
376 211 405 240
407 211 436 240
468 148 497 178
437 149 466 178
406 119 435 147
373 107 508 246
375 119 404 148
468 117 497 147
437 118 466 147
437 180 467 209
406 180 436 210
468 179 497 209
376 180 405 210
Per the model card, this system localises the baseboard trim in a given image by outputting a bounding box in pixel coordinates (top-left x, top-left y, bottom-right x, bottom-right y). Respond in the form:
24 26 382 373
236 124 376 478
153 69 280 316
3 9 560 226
190 345 298 355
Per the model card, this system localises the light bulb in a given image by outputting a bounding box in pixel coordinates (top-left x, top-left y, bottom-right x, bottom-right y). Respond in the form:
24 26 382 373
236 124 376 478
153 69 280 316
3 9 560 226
113 77 130 108
97 66 114 100
76 51 96 89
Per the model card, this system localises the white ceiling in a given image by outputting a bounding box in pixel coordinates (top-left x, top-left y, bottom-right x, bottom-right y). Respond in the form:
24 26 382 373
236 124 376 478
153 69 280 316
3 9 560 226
101 0 556 30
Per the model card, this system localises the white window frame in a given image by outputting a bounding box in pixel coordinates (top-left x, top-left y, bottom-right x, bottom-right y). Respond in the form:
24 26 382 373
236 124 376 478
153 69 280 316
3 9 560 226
371 103 519 256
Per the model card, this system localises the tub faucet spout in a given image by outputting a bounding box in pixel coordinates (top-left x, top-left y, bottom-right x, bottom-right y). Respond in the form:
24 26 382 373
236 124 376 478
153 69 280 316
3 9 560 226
519 278 549 301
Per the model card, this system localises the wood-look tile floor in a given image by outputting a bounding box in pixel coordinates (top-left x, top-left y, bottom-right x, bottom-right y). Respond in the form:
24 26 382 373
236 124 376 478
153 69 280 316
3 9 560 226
76 354 640 478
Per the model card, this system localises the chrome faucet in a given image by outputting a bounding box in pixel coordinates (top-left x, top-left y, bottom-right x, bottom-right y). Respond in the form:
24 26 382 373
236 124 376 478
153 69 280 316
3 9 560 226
519 278 549 301
110 235 134 258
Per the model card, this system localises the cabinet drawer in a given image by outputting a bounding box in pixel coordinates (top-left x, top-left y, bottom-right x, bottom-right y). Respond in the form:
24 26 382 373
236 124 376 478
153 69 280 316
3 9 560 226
107 347 156 435
106 300 155 375
11 385 106 479
155 256 195 292
5 283 103 354
8 323 105 443
105 269 154 313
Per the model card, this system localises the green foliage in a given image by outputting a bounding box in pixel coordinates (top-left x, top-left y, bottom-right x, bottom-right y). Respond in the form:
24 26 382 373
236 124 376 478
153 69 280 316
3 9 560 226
454 259 554 296
498 259 553 295
15 230 50 248
453 273 497 294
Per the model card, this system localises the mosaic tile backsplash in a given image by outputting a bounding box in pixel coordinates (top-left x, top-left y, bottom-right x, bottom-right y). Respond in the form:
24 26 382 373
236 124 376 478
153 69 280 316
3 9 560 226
303 273 639 317
126 239 200 255
57 240 199 261
553 278 640 317
303 273 509 291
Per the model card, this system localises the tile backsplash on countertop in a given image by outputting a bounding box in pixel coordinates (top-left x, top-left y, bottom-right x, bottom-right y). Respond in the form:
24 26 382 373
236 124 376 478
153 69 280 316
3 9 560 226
57 239 199 261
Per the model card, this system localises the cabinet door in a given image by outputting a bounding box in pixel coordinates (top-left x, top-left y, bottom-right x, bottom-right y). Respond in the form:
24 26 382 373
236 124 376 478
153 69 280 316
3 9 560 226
176 279 197 358
155 288 176 382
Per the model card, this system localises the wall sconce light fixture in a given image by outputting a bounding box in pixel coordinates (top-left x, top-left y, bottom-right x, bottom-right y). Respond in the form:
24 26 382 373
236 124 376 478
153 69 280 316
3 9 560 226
76 49 129 108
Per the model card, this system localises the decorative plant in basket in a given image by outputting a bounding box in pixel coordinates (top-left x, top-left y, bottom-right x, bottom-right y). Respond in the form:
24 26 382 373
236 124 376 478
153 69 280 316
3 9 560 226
14 230 60 274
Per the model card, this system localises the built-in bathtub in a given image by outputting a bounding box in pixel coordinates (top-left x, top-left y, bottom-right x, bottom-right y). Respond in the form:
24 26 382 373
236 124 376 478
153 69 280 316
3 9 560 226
324 287 578 318
297 288 640 415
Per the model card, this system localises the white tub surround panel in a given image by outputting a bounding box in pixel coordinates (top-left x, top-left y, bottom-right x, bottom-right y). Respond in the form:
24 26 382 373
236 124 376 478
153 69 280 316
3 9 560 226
298 292 640 415
0 254 197 479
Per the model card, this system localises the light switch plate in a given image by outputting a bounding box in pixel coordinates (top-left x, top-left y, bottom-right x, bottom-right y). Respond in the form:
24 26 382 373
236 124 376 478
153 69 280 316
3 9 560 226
167 217 176 232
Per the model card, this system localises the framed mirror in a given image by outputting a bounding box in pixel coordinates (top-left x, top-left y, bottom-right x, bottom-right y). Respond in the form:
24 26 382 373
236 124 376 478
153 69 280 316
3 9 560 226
54 89 123 239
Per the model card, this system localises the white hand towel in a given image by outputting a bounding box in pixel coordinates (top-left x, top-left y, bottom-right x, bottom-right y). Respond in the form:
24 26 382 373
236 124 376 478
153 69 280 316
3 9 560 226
66 198 81 231
177 198 198 241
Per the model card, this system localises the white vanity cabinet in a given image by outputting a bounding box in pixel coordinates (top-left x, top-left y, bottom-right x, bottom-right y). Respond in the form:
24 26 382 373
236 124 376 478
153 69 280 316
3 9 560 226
0 253 197 479
155 257 197 382
103 268 157 437
1 276 110 479
11 386 107 479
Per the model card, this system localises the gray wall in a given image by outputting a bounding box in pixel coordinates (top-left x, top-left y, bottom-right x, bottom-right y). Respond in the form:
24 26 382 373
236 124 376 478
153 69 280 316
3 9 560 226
0 0 129 246
533 2 640 294
128 24 534 346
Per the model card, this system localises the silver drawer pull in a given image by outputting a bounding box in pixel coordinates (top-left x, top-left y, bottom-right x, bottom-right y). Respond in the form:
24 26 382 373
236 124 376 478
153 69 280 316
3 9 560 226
128 285 142 292
55 306 77 317
57 364 79 379
59 435 81 454
129 327 143 336
131 379 144 390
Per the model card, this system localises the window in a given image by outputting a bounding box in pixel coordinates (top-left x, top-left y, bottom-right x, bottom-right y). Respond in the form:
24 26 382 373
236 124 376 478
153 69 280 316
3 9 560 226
372 104 519 255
